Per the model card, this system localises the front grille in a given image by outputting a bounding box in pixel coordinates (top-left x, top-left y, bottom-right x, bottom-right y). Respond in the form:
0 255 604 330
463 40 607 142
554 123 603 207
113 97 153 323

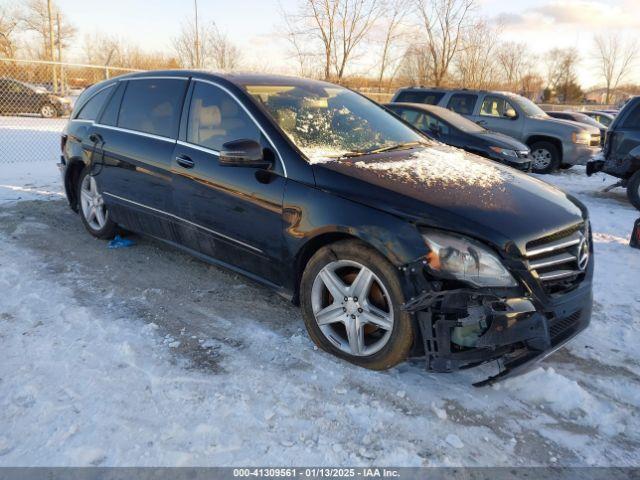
516 150 529 159
549 310 582 340
525 224 590 294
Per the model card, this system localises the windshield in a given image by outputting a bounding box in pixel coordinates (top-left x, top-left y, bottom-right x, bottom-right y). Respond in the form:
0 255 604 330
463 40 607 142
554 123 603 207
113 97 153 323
245 83 426 163
507 94 547 118
431 107 485 133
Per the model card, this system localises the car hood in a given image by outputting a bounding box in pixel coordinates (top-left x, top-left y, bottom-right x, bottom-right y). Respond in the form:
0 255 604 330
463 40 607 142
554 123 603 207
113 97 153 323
475 131 529 150
536 116 600 134
313 145 585 253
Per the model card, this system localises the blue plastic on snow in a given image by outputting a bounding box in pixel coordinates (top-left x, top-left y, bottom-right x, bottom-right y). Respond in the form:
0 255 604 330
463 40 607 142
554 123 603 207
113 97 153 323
108 235 136 249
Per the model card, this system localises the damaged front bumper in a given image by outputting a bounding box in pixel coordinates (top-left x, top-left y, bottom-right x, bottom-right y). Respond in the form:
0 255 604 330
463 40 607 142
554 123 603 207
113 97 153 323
402 267 592 386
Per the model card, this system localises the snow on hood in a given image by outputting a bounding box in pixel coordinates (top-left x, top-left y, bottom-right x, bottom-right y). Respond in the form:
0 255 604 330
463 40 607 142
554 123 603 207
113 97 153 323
352 145 513 189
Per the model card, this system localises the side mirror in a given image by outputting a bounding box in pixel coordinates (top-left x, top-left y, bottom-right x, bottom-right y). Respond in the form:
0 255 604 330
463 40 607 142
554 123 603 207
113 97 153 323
504 108 517 120
219 139 273 169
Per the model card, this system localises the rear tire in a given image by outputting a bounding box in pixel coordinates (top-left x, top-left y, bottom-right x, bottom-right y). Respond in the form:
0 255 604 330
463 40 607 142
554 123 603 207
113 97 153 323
77 168 118 239
627 171 640 211
530 141 560 174
300 240 414 370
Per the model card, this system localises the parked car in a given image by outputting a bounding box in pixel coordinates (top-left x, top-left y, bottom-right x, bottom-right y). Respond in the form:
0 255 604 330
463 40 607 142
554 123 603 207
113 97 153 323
0 77 72 118
385 102 531 171
546 111 606 145
588 96 640 210
59 71 593 385
391 88 601 174
583 110 615 128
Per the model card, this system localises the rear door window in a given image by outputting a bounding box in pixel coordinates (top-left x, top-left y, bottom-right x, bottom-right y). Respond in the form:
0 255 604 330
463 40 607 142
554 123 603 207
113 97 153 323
186 81 261 151
447 93 478 115
395 91 445 105
76 85 114 120
117 78 187 138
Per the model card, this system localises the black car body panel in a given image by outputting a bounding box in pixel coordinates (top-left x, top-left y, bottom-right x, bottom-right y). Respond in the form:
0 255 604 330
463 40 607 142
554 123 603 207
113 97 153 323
591 97 640 179
59 70 593 384
386 103 531 170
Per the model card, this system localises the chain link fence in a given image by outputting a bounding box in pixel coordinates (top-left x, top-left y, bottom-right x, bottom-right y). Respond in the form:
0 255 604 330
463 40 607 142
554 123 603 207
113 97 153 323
0 58 139 165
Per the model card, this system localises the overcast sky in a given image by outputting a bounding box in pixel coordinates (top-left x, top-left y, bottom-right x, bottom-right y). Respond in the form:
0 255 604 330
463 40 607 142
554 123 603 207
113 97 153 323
14 0 640 87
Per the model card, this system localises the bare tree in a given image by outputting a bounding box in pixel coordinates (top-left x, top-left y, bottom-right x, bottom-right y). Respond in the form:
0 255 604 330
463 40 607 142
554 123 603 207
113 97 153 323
415 0 475 86
173 20 240 70
453 20 498 89
20 0 75 60
0 5 19 58
398 43 431 85
173 19 205 68
284 0 381 81
375 0 409 90
496 42 536 92
545 47 581 102
209 23 241 70
593 34 637 104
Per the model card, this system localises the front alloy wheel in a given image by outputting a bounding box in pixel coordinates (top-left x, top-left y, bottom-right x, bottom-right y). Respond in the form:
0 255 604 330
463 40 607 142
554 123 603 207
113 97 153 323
311 260 394 356
300 240 414 370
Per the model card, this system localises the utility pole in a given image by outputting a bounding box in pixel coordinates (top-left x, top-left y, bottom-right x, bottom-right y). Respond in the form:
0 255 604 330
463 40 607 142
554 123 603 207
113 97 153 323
194 0 201 68
46 0 58 93
56 12 63 94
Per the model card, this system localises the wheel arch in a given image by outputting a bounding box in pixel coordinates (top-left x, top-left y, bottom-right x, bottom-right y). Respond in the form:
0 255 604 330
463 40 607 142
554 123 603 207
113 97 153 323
525 135 563 162
64 158 87 212
291 230 398 306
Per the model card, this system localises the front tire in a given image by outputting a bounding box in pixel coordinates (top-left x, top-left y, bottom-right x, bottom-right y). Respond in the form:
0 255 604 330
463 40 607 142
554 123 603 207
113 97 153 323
300 240 414 370
530 141 560 174
77 168 117 239
40 103 57 118
627 171 640 211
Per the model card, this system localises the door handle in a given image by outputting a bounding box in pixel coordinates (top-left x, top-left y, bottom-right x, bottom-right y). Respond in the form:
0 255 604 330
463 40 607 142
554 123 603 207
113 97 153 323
476 120 487 126
176 155 195 169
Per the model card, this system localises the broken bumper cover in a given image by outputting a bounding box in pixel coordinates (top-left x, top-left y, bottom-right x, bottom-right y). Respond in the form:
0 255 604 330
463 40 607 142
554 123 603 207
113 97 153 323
403 285 592 387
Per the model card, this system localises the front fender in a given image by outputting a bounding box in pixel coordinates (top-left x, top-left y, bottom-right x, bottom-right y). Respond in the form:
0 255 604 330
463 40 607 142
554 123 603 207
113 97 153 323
282 180 427 287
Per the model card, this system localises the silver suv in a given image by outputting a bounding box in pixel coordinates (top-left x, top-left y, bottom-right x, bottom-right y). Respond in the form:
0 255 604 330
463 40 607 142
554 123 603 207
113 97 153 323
391 88 601 173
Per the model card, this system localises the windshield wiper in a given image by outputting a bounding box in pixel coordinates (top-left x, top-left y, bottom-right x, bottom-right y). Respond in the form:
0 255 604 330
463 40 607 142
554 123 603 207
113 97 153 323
339 141 426 159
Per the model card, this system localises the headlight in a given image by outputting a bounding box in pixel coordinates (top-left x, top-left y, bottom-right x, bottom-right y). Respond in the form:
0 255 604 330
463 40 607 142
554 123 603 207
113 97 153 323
572 131 591 145
489 146 518 157
422 230 517 287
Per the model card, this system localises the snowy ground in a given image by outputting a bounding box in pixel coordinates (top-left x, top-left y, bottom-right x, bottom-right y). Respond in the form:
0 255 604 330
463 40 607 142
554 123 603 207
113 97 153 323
0 118 639 467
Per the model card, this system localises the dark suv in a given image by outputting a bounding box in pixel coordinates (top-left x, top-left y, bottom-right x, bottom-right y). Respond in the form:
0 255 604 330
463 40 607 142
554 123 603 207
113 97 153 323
59 71 593 384
588 96 640 210
0 77 71 117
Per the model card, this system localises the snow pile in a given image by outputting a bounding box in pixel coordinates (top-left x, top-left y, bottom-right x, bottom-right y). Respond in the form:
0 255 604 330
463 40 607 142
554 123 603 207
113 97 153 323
353 147 512 188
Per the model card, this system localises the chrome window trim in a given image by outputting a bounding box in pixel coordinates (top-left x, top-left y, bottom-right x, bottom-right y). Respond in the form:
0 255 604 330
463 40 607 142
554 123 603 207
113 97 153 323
93 123 177 143
119 76 190 81
190 78 288 177
176 140 220 156
103 192 263 254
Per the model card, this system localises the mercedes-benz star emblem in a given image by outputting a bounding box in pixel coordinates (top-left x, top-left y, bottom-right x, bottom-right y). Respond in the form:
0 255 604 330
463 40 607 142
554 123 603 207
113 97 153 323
577 236 589 271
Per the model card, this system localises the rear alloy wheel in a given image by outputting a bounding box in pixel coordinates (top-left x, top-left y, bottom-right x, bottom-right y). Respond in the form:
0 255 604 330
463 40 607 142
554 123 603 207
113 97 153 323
530 141 560 174
77 168 117 239
300 240 413 370
627 171 640 211
40 103 57 118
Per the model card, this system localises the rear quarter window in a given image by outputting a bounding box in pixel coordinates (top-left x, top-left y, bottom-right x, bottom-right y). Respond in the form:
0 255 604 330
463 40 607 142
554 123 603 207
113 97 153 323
117 78 188 138
447 93 478 115
395 91 445 105
75 85 114 120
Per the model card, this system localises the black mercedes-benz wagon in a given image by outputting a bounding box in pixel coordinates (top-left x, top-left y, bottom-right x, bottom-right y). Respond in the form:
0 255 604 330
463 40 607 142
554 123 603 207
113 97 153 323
59 71 593 384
